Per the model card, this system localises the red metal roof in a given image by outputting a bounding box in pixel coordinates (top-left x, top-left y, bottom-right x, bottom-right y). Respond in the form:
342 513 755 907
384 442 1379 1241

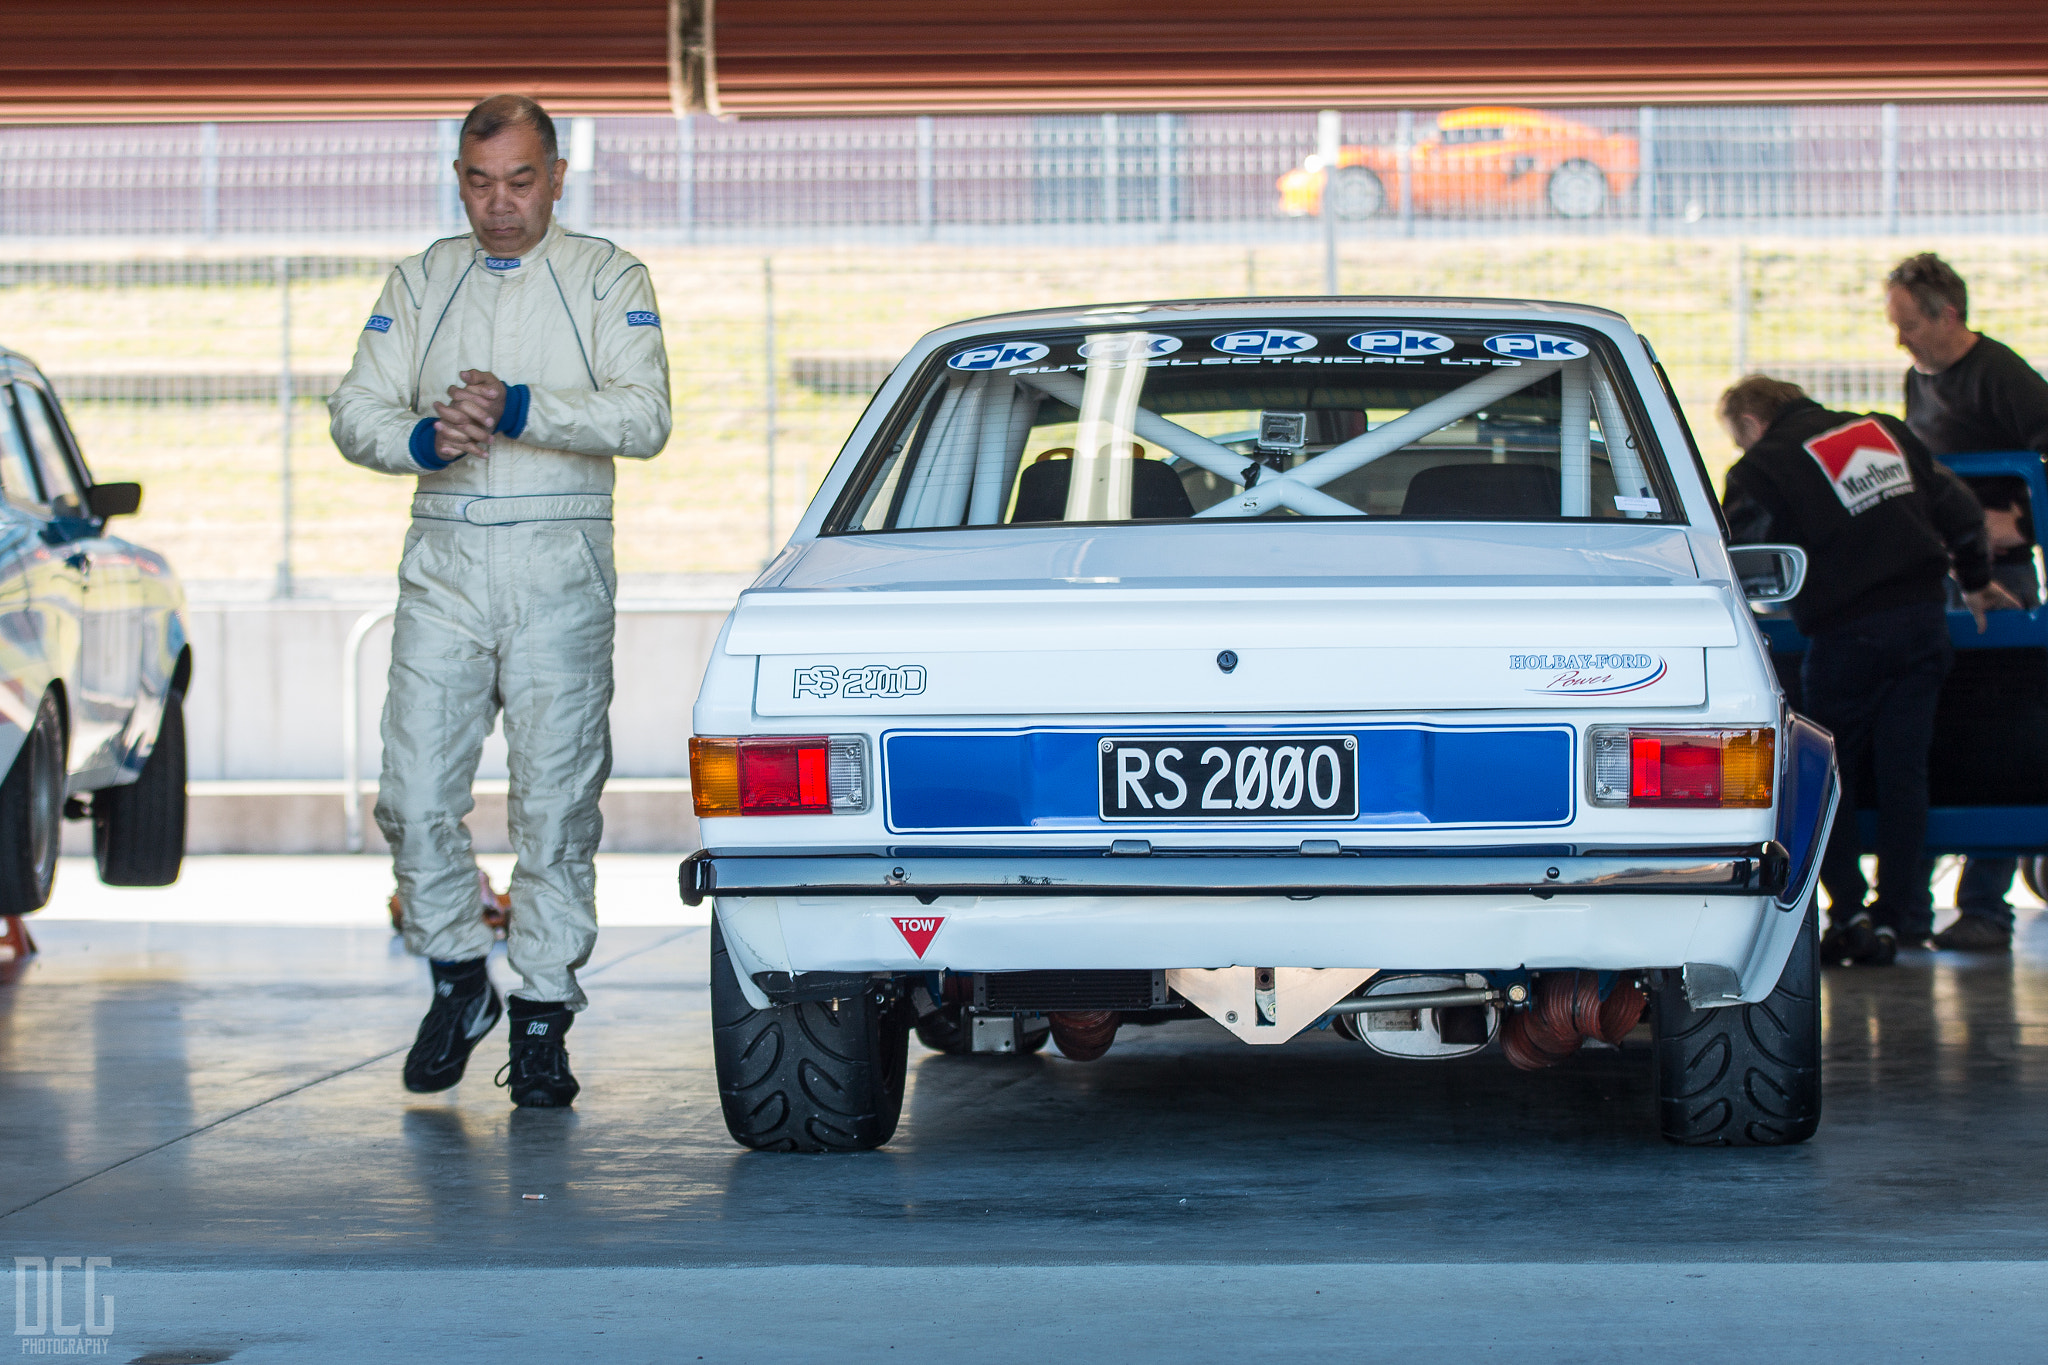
1 1 2043 123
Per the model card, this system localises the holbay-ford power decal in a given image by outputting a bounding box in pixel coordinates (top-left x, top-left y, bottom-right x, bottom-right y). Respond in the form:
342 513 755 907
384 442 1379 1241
1510 652 1667 695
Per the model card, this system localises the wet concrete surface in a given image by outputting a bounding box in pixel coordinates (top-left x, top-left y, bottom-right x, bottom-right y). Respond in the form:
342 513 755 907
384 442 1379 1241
5 904 2048 1360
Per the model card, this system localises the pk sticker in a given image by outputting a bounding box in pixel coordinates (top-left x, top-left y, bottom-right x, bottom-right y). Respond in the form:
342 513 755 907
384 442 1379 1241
948 341 1051 371
1483 332 1591 361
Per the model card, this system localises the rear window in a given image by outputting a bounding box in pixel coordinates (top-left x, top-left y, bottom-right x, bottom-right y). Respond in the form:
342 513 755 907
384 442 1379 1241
828 318 1680 534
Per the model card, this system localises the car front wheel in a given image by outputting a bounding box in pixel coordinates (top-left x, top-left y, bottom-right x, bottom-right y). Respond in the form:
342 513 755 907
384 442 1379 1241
0 691 66 915
1650 899 1821 1146
1547 160 1609 218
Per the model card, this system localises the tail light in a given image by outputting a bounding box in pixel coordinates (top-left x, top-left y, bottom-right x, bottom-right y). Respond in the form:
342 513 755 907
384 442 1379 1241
1588 727 1774 808
690 736 868 817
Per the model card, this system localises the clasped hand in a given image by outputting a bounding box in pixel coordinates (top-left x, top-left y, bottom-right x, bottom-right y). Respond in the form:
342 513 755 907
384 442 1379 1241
431 370 508 461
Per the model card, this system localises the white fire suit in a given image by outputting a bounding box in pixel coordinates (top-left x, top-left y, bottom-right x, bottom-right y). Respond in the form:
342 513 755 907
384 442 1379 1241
329 221 671 1008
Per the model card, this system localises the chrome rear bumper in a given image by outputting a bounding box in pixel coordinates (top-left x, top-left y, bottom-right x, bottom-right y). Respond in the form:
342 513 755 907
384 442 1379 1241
680 843 1789 906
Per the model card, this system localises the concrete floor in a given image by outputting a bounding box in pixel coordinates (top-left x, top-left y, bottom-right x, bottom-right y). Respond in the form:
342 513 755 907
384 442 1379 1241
5 861 2048 1362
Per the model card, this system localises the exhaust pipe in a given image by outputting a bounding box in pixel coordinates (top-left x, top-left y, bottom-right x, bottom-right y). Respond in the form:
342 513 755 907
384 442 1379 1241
1048 1010 1120 1061
1500 971 1646 1071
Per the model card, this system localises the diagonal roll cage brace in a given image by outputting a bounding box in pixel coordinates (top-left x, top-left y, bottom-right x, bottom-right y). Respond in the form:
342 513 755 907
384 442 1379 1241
1016 356 1571 519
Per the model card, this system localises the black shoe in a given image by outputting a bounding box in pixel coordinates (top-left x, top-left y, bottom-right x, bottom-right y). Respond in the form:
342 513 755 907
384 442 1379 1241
1932 914 2013 952
498 1002 580 1108
1821 914 1898 966
404 959 503 1093
1820 913 1878 966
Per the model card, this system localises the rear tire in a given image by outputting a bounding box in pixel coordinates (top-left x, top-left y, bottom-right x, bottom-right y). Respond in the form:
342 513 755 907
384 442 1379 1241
711 914 910 1152
92 690 187 887
1651 900 1821 1146
0 691 64 915
1325 166 1386 220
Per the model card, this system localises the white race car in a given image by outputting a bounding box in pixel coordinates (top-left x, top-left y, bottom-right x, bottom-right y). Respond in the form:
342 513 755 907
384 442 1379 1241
685 299 1837 1152
0 347 190 919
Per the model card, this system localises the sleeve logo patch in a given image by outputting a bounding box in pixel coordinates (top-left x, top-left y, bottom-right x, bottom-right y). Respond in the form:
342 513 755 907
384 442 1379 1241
626 311 660 327
1802 417 1915 515
364 315 393 333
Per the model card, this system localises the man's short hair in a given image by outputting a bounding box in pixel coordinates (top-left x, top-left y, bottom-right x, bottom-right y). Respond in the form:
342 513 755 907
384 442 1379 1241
459 94 559 164
1717 375 1809 430
1887 252 1968 323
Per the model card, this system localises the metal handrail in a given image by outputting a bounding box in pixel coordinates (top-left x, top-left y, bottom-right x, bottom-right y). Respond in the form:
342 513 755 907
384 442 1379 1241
341 605 397 852
341 600 731 853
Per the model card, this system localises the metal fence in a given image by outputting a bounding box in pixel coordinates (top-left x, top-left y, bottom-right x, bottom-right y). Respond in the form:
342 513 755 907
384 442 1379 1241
3 104 2047 240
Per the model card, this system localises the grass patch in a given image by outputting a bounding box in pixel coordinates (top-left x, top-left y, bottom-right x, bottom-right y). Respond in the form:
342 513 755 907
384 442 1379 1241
9 236 2045 581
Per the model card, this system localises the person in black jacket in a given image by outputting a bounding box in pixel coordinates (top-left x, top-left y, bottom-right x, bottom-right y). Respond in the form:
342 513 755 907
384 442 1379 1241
1720 375 2010 964
1888 252 2048 952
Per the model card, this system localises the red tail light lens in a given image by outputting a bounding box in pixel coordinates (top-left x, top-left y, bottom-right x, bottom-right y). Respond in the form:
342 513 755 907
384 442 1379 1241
691 736 866 817
1592 728 1774 808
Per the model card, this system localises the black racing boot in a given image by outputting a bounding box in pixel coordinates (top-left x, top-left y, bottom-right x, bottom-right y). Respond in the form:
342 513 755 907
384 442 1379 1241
1820 913 1900 966
404 957 503 1093
1932 914 2013 952
498 999 580 1108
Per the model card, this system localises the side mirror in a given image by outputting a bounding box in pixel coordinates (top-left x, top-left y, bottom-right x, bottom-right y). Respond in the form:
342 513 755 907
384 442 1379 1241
85 482 141 519
1730 543 1807 605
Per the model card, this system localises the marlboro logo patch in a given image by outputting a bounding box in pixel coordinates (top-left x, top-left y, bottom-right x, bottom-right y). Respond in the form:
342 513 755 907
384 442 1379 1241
1803 417 1915 515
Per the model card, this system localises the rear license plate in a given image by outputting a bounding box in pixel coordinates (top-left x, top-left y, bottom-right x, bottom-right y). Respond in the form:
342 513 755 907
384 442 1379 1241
1099 735 1358 821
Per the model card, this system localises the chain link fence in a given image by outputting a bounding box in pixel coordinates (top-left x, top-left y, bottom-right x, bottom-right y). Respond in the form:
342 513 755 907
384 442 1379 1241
0 107 2044 591
3 105 2047 240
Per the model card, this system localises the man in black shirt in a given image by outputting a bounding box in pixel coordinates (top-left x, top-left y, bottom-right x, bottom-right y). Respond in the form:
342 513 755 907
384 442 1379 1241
1888 252 2048 952
1721 375 2001 964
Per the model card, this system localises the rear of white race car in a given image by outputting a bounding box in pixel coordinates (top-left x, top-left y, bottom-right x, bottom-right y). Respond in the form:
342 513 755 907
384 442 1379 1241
685 299 1837 1153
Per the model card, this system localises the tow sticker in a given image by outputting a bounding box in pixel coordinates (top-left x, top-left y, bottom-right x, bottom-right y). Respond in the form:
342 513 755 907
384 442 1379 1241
1802 416 1915 515
891 915 945 958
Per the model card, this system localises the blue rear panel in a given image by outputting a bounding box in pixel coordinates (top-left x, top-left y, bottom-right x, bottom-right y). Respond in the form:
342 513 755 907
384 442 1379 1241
883 725 1574 833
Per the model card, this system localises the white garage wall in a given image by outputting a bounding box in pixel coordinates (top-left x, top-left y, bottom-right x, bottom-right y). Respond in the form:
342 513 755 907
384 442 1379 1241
179 601 730 782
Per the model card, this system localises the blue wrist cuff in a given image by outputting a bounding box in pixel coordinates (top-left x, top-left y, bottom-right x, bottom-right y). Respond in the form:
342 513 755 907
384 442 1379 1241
409 418 452 471
498 384 531 440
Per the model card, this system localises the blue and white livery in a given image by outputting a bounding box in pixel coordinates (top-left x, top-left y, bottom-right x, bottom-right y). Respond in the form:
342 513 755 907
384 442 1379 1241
685 296 1838 1152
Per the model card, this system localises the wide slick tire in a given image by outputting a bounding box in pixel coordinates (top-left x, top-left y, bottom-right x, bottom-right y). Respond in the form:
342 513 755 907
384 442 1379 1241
0 691 65 915
92 689 187 887
1651 900 1821 1146
710 914 910 1153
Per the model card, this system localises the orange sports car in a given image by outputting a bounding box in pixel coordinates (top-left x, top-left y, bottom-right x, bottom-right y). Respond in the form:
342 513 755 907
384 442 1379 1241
1277 106 1639 220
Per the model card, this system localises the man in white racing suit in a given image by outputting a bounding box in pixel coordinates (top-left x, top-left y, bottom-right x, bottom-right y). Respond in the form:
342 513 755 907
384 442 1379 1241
329 95 671 1106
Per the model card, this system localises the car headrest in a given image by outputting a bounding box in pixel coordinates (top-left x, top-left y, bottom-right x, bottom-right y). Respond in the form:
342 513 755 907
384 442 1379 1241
1401 462 1558 520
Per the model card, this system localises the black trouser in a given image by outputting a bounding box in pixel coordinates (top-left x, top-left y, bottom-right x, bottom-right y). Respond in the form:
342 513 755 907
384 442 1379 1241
1957 856 2019 929
1800 600 1954 938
